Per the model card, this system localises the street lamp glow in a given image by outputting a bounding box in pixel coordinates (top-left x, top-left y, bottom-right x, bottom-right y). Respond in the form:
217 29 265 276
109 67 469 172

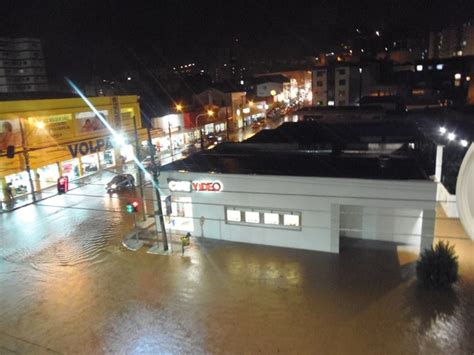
35 121 45 129
375 30 380 37
113 134 126 146
439 126 447 135
270 90 277 96
176 104 183 112
447 132 456 141
127 77 132 81
207 110 214 116
248 100 253 106
460 139 469 147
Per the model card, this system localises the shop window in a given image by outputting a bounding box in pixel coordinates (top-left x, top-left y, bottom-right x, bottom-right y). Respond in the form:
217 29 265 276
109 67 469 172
284 214 300 227
245 211 260 224
226 209 241 222
225 206 301 230
264 212 279 225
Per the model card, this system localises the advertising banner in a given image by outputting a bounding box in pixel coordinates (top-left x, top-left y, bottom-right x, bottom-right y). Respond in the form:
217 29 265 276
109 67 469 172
0 118 22 152
26 114 74 146
75 110 109 135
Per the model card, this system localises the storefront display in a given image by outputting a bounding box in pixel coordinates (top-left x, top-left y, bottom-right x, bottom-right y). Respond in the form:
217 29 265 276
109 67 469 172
5 172 32 197
37 164 60 190
61 159 80 180
81 154 99 176
204 123 214 135
99 150 115 168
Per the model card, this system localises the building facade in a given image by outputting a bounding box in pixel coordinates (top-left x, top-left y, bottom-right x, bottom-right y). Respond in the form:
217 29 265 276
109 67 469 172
0 96 145 203
313 65 377 106
0 38 49 93
429 20 474 59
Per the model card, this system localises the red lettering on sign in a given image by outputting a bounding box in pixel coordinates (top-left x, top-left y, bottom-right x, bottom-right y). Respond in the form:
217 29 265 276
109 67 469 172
191 181 223 192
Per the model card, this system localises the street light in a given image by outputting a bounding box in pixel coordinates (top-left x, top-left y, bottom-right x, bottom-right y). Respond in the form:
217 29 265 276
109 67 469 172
176 104 183 112
195 110 214 150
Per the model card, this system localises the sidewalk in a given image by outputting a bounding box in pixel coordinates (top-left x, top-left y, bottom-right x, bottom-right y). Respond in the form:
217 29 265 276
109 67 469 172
0 166 124 213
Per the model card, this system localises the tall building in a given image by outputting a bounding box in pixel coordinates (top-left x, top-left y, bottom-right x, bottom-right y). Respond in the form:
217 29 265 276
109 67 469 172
0 38 49 93
429 20 474 59
312 64 378 106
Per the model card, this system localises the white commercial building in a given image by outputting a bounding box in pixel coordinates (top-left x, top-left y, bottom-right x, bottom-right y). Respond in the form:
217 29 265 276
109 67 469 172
159 121 438 253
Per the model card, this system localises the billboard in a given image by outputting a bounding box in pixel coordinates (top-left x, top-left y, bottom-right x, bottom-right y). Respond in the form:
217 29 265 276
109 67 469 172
26 114 75 146
75 110 108 135
0 118 22 152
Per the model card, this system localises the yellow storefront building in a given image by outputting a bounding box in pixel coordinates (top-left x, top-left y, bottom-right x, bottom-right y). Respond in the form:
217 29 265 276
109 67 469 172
0 95 147 203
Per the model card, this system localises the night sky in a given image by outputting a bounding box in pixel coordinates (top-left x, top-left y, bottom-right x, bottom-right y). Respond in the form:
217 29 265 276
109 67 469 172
2 0 474 79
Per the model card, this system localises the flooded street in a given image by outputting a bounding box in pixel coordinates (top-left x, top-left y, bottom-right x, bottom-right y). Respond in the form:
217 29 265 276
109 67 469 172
1 171 473 354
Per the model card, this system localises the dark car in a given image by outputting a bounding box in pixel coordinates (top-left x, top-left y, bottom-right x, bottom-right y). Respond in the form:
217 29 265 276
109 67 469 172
106 174 135 193
204 134 223 147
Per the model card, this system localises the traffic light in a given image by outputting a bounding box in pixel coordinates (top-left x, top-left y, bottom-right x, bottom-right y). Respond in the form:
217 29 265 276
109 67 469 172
6 145 15 158
126 200 139 213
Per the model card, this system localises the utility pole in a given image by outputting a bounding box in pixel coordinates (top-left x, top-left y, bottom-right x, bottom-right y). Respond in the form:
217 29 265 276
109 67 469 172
167 118 174 161
225 106 230 141
132 116 146 221
19 120 36 202
146 124 169 251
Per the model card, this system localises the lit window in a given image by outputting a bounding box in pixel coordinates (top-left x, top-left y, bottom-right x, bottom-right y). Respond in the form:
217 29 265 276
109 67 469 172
245 211 260 224
416 65 423 71
284 214 300 227
454 73 462 80
328 100 335 106
226 209 241 222
436 64 444 70
264 213 279 225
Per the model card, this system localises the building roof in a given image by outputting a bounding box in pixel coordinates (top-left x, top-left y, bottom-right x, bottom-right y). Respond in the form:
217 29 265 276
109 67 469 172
161 121 431 180
244 121 423 145
251 75 290 85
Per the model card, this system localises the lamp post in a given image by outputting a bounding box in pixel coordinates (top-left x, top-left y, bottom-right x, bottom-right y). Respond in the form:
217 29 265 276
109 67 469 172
19 120 36 202
195 110 214 150
358 67 363 104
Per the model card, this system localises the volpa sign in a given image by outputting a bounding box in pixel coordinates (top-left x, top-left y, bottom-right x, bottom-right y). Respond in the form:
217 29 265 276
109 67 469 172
67 137 113 158
168 179 223 193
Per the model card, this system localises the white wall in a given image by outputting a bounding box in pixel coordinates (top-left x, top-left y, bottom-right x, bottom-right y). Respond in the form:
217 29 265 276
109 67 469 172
340 205 424 244
159 172 437 253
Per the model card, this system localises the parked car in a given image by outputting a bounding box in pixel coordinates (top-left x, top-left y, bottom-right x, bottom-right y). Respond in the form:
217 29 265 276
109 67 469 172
106 174 135 193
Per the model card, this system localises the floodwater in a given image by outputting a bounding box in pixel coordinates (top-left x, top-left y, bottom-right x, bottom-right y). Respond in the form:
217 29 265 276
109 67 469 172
1 178 474 354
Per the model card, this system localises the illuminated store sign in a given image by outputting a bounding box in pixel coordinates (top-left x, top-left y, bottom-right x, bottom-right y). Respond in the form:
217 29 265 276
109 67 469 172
168 179 223 193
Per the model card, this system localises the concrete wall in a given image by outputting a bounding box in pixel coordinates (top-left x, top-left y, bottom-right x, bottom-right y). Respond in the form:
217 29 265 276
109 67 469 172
159 172 437 253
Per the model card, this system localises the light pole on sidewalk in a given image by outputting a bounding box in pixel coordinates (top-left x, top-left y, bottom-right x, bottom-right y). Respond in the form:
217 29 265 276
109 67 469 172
145 118 169 251
132 116 146 221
